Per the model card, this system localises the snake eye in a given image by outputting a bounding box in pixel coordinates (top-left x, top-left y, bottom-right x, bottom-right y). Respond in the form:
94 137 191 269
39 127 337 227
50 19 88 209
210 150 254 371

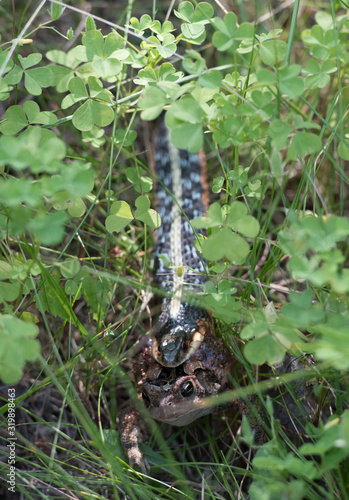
142 390 151 408
180 381 194 397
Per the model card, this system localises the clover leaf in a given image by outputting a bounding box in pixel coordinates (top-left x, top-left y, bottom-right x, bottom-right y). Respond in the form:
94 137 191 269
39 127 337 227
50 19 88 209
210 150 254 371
303 59 336 89
81 30 127 79
287 131 322 160
62 76 114 132
106 201 134 233
126 167 152 194
0 101 57 135
226 201 260 238
134 196 161 228
165 97 203 153
0 314 40 384
175 1 214 44
18 53 54 96
192 201 259 264
278 64 304 98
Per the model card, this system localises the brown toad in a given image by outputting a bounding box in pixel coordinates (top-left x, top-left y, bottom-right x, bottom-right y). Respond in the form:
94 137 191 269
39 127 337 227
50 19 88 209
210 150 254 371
118 331 262 472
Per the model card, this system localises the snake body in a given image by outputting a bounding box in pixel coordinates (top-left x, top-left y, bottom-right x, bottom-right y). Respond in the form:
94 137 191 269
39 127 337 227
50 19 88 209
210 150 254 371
152 119 213 367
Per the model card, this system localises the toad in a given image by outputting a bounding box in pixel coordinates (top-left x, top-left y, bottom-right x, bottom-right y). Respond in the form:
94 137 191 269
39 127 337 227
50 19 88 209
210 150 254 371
118 331 263 472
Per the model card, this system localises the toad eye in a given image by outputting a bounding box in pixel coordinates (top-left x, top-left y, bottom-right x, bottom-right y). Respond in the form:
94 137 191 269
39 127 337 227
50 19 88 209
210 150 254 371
180 381 194 397
142 390 151 408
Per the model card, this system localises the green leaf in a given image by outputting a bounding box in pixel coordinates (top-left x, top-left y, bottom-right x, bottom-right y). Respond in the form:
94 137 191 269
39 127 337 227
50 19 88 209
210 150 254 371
193 2 214 22
287 131 322 160
270 148 284 180
259 39 287 65
1 81 14 102
86 16 97 31
37 273 71 320
24 66 54 96
212 117 245 148
68 198 86 218
226 201 260 238
62 76 89 108
338 141 349 161
72 99 114 131
140 86 168 121
183 50 206 74
23 100 57 126
212 12 237 51
106 201 134 232
244 333 285 365
0 105 28 135
269 119 293 149
312 317 349 369
65 279 79 296
201 228 250 264
0 281 21 303
93 57 122 79
104 32 126 56
18 53 42 70
303 59 336 89
306 72 330 89
213 12 237 37
256 68 277 85
0 314 40 384
126 167 152 193
81 30 125 78
176 2 213 43
156 33 177 58
203 281 241 324
212 176 224 194
182 23 205 41
134 196 161 228
234 23 255 40
3 64 23 85
113 128 137 147
315 10 333 30
174 1 196 22
167 95 202 124
88 76 113 102
281 290 325 329
280 214 349 256
171 122 203 153
165 97 203 152
192 202 224 229
50 0 65 20
29 211 68 245
278 65 304 98
46 48 81 69
198 70 223 89
245 180 262 199
60 258 81 279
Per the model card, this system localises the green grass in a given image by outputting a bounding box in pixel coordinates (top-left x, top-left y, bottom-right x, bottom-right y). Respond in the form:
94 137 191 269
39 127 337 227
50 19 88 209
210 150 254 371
0 0 349 498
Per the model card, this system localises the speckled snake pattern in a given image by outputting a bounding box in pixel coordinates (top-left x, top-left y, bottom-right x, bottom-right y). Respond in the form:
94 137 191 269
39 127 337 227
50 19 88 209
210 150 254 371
151 119 213 367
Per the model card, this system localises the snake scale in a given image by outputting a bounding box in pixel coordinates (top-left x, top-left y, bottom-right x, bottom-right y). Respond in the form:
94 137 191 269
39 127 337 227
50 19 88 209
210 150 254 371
151 118 213 367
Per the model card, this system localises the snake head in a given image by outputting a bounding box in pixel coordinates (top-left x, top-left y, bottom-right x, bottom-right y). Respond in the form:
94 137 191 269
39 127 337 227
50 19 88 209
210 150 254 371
152 321 206 367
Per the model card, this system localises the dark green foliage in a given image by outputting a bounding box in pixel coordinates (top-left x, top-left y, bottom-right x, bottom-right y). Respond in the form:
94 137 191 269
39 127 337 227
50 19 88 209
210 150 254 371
0 1 348 498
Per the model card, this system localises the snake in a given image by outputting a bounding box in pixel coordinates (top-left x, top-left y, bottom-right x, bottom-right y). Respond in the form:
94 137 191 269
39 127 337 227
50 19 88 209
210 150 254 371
151 118 213 367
